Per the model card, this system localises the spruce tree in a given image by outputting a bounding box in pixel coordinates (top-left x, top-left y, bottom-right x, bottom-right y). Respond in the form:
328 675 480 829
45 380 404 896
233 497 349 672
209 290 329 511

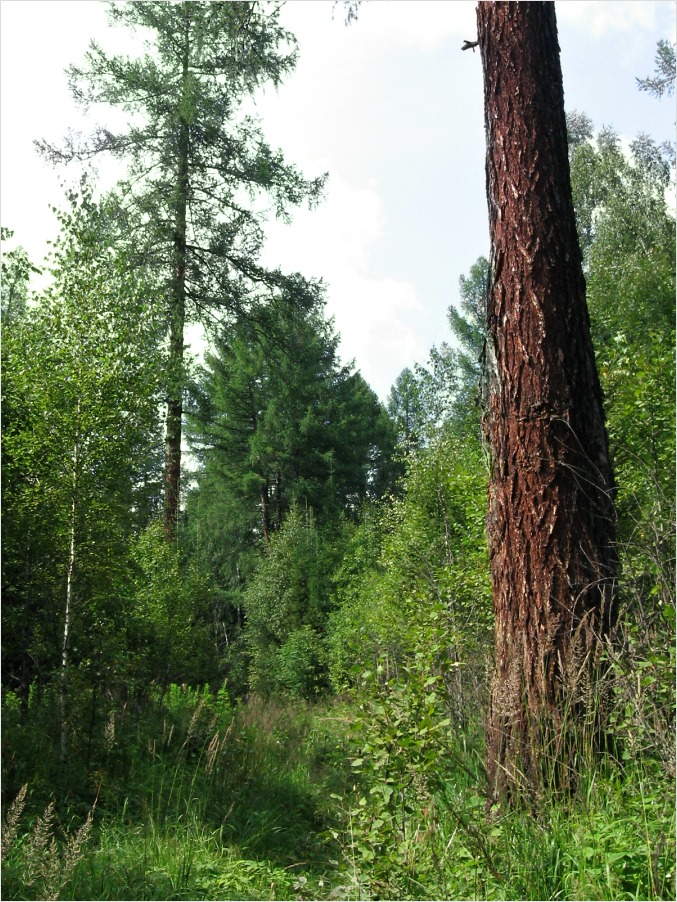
188 286 396 549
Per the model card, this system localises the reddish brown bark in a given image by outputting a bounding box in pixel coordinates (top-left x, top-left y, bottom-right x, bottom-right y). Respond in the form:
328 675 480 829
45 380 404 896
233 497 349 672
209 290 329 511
477 1 617 804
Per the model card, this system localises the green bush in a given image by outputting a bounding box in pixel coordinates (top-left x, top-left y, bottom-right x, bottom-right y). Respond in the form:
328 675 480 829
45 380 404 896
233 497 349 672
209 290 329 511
277 626 324 698
327 432 492 697
243 508 342 698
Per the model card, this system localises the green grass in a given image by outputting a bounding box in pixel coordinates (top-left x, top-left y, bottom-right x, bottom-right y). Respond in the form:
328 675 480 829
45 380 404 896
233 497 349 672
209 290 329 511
2 685 675 901
2 691 355 901
433 759 675 901
66 815 328 901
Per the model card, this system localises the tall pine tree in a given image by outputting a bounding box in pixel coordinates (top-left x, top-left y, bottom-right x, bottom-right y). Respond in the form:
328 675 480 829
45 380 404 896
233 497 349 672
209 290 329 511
477 2 618 804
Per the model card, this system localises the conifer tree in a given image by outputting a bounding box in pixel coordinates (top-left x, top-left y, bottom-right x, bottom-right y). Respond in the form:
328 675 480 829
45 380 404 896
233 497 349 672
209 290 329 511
38 1 325 537
188 286 396 549
446 256 488 438
477 1 618 803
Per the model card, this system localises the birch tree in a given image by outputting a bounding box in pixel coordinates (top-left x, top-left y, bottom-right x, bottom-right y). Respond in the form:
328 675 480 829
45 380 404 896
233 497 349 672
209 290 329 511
1 188 163 762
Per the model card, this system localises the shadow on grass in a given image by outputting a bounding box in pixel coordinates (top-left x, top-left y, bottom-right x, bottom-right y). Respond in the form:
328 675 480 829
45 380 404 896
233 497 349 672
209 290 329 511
2 696 354 900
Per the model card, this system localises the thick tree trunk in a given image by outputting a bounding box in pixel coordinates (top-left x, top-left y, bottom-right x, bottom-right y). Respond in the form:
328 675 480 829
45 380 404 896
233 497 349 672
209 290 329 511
477 1 618 804
164 6 191 540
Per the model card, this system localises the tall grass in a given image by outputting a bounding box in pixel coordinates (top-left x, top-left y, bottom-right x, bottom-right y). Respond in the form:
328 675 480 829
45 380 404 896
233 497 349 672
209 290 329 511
2 658 673 900
1 687 347 900
2 785 94 901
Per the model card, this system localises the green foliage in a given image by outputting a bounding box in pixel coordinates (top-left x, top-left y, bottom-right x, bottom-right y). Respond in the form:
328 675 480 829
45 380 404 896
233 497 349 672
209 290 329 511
569 118 675 642
439 762 675 900
0 228 40 323
386 367 429 451
326 109 676 887
243 509 342 698
2 23 676 902
337 622 468 898
388 255 488 449
1 186 164 714
38 0 329 531
276 626 325 699
335 672 675 900
446 256 488 437
185 290 397 693
3 679 674 901
188 288 397 549
327 431 491 693
162 682 233 727
637 39 676 98
129 523 216 691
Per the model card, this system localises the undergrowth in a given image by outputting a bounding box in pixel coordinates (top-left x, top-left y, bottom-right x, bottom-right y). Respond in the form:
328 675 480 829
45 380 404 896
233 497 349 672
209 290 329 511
1 688 348 901
2 660 674 900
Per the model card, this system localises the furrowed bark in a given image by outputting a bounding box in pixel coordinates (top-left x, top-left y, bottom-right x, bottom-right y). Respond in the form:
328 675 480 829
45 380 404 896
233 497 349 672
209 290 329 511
477 1 618 804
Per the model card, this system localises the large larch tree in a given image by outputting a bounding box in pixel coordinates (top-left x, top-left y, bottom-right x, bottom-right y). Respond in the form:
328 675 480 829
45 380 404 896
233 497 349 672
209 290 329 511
38 1 324 538
476 1 618 803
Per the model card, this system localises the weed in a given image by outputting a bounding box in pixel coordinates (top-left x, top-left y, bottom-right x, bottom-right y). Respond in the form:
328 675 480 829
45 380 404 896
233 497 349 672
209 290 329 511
1 786 93 901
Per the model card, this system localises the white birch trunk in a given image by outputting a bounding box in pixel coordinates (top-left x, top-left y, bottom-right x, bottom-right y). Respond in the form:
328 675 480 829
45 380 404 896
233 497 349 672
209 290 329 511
60 399 81 771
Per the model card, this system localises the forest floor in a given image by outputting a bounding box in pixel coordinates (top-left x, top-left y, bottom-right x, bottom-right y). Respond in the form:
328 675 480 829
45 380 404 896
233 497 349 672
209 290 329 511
2 694 359 901
2 688 675 900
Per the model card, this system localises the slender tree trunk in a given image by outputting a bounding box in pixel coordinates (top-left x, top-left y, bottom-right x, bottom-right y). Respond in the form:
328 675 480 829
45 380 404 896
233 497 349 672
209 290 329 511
164 291 185 539
275 470 282 530
60 400 81 773
477 1 618 804
164 4 190 540
20 554 34 723
261 479 271 541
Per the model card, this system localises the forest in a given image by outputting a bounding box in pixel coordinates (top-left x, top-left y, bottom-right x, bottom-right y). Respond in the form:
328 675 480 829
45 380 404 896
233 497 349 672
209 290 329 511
1 2 675 900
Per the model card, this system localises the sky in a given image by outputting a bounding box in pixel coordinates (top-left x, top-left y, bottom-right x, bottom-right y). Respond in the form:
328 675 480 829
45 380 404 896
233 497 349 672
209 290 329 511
1 0 675 401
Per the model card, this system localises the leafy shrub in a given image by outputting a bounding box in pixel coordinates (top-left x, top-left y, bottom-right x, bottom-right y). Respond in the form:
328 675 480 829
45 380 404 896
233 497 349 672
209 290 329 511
277 626 325 698
129 521 216 690
244 508 341 697
327 431 492 700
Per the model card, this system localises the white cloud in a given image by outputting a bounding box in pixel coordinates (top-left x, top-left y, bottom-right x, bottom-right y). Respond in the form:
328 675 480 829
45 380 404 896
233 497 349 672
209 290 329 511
330 272 426 399
329 0 476 54
262 174 425 399
264 176 385 274
557 1 659 37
